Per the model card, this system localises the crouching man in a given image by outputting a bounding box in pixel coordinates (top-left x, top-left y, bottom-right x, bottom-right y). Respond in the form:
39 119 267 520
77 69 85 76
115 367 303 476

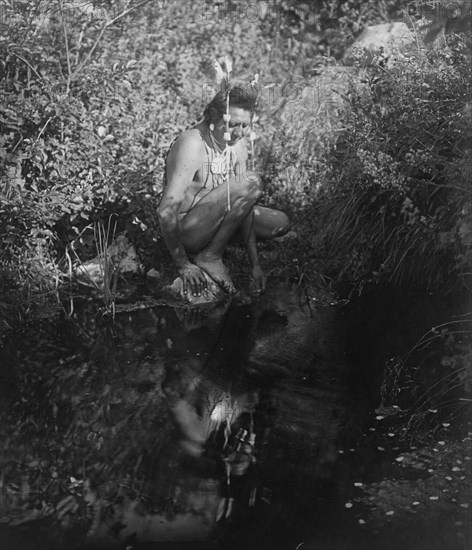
157 81 289 299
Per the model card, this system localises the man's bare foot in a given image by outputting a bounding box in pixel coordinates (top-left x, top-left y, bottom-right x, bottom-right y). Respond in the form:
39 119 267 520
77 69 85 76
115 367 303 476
193 253 236 294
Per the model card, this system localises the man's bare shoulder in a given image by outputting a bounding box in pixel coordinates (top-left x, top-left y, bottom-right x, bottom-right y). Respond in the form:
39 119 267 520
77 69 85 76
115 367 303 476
169 127 205 158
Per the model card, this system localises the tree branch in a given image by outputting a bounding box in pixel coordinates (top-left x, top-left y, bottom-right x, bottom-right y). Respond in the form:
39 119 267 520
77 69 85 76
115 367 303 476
9 51 43 82
70 0 151 80
59 0 72 95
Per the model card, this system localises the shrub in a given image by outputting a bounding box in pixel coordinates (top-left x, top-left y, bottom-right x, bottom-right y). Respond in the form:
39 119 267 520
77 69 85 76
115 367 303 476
0 0 270 309
267 32 471 292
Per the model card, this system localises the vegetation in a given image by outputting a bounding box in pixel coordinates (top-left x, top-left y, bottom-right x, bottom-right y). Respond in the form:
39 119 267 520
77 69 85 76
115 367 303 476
267 36 471 292
1 1 470 321
1 3 470 547
349 315 471 547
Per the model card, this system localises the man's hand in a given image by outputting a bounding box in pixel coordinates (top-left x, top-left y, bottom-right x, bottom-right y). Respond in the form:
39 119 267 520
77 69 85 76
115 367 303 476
178 262 208 296
250 264 267 295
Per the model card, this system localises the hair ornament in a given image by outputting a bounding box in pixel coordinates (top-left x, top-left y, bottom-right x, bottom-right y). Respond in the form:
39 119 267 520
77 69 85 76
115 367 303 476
220 55 233 211
223 55 233 76
212 59 226 86
250 73 259 87
250 104 259 170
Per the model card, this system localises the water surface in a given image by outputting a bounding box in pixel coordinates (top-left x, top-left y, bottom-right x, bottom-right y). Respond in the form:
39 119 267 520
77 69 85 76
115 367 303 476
0 281 469 550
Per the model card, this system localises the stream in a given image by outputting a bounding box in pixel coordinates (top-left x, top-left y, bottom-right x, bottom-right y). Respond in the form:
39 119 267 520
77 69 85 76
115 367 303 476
0 280 470 550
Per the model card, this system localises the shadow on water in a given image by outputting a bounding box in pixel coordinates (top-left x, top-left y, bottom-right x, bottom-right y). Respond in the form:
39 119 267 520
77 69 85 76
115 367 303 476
0 280 470 550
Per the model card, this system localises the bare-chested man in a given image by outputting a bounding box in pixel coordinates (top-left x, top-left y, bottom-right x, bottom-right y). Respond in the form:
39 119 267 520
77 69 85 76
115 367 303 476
157 82 289 298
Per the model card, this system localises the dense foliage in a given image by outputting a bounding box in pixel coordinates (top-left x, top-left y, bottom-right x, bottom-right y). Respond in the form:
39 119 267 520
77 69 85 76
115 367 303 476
0 0 267 317
0 3 470 545
0 0 470 319
267 33 471 291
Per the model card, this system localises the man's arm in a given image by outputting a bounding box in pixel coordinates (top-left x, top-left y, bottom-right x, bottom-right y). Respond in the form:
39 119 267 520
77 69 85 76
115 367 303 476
157 135 208 295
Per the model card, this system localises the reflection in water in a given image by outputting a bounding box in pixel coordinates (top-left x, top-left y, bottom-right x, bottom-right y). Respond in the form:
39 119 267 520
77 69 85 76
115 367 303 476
86 280 349 549
0 280 354 550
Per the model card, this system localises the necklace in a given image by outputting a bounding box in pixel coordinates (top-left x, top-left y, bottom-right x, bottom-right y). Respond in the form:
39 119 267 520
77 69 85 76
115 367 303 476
205 123 232 212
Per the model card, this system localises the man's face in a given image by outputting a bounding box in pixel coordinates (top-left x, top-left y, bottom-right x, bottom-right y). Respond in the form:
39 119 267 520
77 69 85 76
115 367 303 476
214 106 251 146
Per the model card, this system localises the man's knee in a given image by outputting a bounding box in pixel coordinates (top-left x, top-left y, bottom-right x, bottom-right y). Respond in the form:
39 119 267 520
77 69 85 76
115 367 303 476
275 211 290 236
232 173 262 202
269 211 290 237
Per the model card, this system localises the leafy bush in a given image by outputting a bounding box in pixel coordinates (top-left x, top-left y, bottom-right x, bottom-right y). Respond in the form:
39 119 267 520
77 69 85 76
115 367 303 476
267 31 471 291
0 0 272 312
1 0 470 315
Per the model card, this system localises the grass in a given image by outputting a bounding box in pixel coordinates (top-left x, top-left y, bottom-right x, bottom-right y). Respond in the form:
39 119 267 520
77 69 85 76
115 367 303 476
93 216 119 316
380 317 472 441
66 215 119 317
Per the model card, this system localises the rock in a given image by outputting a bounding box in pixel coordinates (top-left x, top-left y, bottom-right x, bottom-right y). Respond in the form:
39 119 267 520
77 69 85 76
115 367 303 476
164 271 226 305
343 23 416 66
74 262 103 284
146 268 162 281
106 235 142 274
74 234 143 286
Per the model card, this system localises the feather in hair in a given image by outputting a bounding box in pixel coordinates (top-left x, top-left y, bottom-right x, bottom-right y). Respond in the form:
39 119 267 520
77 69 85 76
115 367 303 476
223 54 233 75
212 59 226 86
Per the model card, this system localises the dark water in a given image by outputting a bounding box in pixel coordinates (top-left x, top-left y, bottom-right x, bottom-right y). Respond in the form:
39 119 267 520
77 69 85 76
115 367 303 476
0 281 470 550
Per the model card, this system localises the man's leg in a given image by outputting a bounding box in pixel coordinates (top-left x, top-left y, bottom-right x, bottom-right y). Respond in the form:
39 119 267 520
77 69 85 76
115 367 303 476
253 206 290 240
229 206 290 244
180 176 261 289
